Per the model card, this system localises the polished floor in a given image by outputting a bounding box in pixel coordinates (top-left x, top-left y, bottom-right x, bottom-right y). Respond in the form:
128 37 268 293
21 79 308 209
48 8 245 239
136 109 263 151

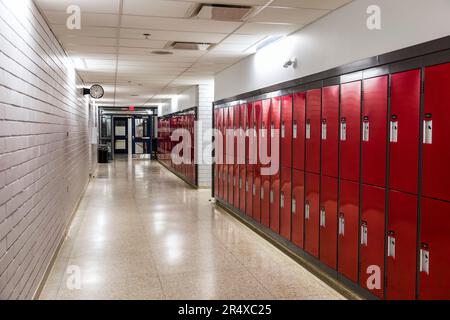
39 158 344 300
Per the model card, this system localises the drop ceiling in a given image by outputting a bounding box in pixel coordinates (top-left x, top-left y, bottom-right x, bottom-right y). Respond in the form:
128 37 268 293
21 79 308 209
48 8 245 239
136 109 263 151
35 0 353 107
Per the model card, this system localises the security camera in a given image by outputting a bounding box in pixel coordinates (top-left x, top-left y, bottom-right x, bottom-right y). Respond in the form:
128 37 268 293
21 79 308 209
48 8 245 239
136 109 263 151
283 58 297 69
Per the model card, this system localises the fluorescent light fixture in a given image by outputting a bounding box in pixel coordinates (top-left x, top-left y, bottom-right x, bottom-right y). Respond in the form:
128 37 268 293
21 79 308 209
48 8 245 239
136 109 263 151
245 35 285 54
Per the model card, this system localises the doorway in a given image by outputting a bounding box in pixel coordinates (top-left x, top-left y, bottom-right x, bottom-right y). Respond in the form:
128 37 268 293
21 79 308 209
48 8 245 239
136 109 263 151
114 117 128 154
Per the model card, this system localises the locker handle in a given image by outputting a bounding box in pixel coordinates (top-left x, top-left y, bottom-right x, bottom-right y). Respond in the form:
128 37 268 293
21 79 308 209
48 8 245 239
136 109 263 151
340 119 347 141
280 192 285 208
319 207 326 227
306 120 311 140
260 186 264 199
321 120 327 141
361 221 368 246
270 190 273 204
419 244 430 275
233 176 236 186
293 121 298 139
387 231 396 259
338 213 345 236
239 177 242 189
245 181 248 192
305 201 310 220
423 118 432 145
362 117 370 142
281 122 285 138
292 198 296 213
390 120 398 143
252 183 256 196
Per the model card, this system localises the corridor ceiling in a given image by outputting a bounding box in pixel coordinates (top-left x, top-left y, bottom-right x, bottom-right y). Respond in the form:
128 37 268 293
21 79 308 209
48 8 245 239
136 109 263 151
34 0 352 107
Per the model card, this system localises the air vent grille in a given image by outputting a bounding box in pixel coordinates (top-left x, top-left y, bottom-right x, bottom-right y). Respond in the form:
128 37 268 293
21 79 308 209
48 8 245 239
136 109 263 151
192 3 253 22
169 42 213 51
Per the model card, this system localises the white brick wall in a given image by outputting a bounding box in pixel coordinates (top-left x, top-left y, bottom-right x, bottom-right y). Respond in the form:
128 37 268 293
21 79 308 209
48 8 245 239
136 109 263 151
0 0 90 299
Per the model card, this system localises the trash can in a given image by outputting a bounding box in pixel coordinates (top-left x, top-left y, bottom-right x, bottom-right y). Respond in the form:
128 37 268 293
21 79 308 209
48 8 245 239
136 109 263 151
98 145 109 163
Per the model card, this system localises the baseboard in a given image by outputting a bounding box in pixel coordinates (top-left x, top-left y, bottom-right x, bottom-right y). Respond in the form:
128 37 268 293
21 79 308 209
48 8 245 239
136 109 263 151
157 160 198 189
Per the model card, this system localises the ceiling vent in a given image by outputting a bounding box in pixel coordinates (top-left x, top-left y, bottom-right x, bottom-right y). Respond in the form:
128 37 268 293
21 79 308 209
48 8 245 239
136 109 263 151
168 41 214 51
150 50 174 55
191 3 253 22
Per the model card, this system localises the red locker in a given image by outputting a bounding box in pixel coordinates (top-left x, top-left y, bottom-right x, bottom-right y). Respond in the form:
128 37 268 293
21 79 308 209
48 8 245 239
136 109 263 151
214 110 219 197
419 197 450 299
360 184 385 298
271 97 281 175
321 85 339 178
253 101 262 166
239 164 246 213
281 95 293 168
320 176 338 269
340 81 361 182
389 69 420 194
222 107 227 170
280 167 292 240
338 179 359 283
227 107 234 166
233 105 240 208
362 76 388 187
253 165 261 222
293 92 306 171
228 164 234 205
270 172 280 233
245 166 253 217
305 172 320 257
239 104 246 166
422 63 450 202
260 99 271 168
246 103 254 165
292 169 305 248
260 175 271 227
218 164 223 199
305 89 321 174
223 164 228 203
386 190 417 300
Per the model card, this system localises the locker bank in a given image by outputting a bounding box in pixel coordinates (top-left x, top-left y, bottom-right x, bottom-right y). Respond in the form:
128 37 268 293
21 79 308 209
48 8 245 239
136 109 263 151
0 0 449 301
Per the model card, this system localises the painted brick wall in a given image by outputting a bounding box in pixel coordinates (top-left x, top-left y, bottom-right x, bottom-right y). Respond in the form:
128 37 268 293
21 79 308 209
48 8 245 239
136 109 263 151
0 0 90 299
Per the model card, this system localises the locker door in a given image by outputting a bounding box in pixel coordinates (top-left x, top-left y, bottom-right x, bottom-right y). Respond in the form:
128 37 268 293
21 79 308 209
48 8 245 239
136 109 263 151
261 175 271 227
422 63 450 202
305 89 321 174
227 107 234 165
246 103 254 165
246 165 253 218
253 165 261 222
218 109 224 199
389 69 420 194
228 164 234 205
233 105 240 208
362 76 388 187
419 197 450 300
281 95 293 168
338 179 359 283
239 164 246 213
261 99 271 169
253 101 262 167
386 190 417 300
321 85 339 178
293 92 306 171
271 97 281 174
340 81 361 182
305 172 320 257
360 184 385 298
270 172 280 233
223 164 228 203
280 167 292 240
320 176 338 269
292 169 305 248
214 109 219 197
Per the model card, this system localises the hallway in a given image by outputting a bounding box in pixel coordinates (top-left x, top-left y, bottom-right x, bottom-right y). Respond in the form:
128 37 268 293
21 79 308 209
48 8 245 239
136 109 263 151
39 159 344 300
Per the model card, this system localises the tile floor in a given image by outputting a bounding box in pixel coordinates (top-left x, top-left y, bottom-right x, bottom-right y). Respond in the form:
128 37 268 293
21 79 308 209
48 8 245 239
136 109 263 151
39 158 345 300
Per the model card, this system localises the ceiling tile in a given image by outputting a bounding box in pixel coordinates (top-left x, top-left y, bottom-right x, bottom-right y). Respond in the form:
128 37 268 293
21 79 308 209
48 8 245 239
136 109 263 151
236 22 301 35
44 11 120 27
122 0 195 17
249 7 329 24
35 0 120 14
271 0 353 10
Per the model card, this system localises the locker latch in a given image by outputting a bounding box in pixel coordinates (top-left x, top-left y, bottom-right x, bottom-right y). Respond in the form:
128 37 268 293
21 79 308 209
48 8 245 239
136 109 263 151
281 122 285 138
340 118 347 141
280 192 285 208
260 186 264 199
270 190 273 204
305 201 310 220
338 213 345 236
233 176 236 186
252 183 256 196
245 180 248 192
306 120 311 140
362 116 370 142
321 119 327 140
293 121 298 139
423 114 432 145
239 177 242 189
387 231 396 259
420 243 430 275
271 122 275 138
361 221 368 246
320 207 326 227
292 198 296 213
390 115 398 143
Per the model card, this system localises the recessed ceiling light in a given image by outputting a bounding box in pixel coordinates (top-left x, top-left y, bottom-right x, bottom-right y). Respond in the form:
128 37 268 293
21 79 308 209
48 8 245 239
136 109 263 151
151 50 174 55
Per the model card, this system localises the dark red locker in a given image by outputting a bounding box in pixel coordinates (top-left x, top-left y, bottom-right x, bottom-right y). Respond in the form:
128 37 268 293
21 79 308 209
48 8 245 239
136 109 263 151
245 165 253 217
362 76 388 187
246 103 254 165
214 110 219 197
238 104 246 166
227 107 234 166
222 107 227 173
253 101 262 167
280 167 292 240
292 169 305 248
223 164 228 203
305 172 320 257
239 164 246 213
422 63 450 202
293 92 306 171
386 190 417 300
340 81 361 182
271 97 281 174
338 179 359 283
321 85 339 178
228 164 234 205
360 184 385 299
305 89 321 174
260 99 271 169
260 175 270 227
320 176 338 269
270 172 280 233
253 165 261 222
233 105 240 166
281 95 293 168
389 69 420 194
419 197 450 299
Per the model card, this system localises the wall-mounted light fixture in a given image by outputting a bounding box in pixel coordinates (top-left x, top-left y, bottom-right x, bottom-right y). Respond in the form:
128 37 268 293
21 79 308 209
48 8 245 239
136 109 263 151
283 57 297 69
